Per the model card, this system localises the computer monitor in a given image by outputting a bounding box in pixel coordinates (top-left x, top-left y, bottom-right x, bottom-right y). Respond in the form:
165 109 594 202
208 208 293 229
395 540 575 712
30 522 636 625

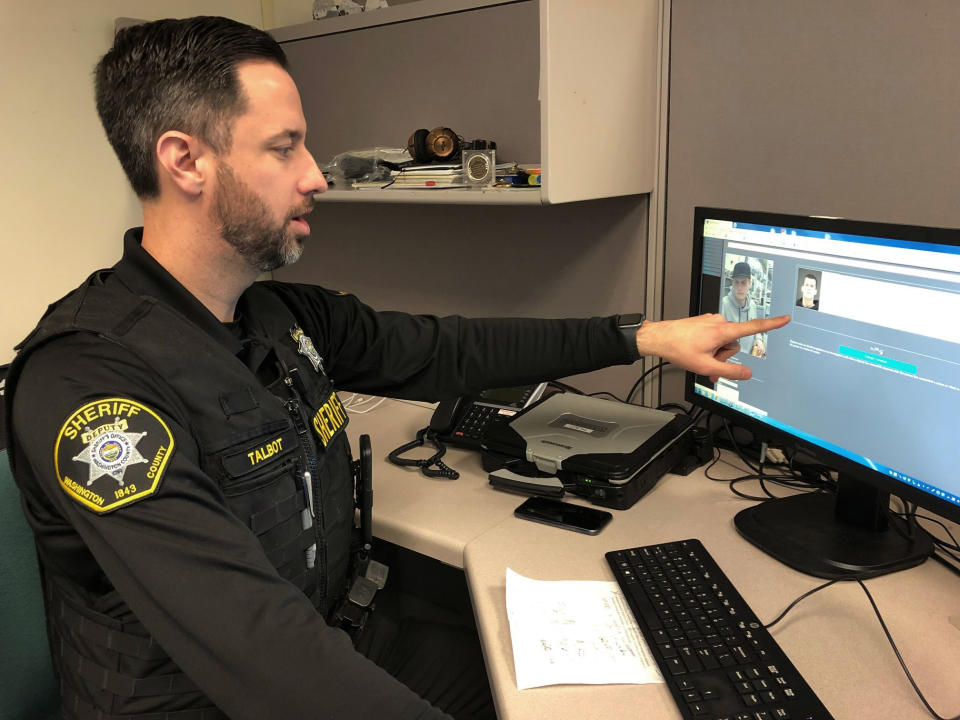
686 207 960 579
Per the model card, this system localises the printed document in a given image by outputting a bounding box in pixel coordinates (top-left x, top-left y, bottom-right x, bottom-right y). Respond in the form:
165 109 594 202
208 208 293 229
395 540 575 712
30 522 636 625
505 568 664 690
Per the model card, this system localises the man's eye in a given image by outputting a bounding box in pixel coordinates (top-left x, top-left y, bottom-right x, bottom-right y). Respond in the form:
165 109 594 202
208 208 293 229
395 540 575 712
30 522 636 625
274 146 294 157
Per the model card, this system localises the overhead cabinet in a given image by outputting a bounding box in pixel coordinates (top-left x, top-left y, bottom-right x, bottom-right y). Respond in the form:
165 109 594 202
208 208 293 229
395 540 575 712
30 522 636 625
273 0 659 205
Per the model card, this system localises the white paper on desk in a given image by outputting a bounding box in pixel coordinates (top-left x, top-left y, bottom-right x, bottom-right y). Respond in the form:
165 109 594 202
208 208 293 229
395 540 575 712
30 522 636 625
505 568 663 690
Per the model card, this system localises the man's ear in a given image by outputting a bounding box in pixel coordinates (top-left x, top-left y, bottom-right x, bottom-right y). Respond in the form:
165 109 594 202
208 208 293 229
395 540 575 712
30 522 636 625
155 131 210 197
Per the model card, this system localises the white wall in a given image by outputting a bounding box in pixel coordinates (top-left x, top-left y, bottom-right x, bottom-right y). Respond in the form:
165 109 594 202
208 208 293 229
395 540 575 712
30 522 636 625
0 1 263 363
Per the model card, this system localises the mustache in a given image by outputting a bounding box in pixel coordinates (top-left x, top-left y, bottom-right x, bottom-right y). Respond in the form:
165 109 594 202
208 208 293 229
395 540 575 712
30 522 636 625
287 203 315 220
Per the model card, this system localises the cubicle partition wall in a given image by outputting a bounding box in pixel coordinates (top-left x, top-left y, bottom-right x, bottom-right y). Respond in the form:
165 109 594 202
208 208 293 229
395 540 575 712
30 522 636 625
661 0 960 401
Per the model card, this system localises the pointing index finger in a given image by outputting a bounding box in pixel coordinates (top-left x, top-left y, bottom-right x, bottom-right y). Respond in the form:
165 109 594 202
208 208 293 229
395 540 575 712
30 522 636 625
727 314 790 339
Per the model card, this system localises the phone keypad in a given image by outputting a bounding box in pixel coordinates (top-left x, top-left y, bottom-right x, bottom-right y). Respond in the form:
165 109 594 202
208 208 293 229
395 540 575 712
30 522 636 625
450 404 517 447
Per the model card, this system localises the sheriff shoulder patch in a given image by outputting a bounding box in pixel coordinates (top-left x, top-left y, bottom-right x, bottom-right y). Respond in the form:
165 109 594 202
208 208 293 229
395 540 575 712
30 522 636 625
54 398 175 514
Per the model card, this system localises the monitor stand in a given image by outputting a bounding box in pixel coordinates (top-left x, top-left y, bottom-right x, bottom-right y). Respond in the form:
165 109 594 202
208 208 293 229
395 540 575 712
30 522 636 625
734 474 934 579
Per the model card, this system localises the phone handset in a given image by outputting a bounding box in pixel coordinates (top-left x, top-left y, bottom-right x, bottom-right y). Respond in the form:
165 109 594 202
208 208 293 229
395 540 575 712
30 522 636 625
429 397 464 434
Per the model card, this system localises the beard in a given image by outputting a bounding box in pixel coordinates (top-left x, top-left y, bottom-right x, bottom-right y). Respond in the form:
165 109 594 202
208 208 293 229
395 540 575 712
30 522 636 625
213 162 310 273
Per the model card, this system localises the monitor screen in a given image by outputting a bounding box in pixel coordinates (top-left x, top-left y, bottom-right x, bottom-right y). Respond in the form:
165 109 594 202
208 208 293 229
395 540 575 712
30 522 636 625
686 207 960 578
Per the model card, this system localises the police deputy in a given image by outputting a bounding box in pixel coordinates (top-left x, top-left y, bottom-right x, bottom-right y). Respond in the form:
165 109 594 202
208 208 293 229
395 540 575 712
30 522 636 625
3 17 789 720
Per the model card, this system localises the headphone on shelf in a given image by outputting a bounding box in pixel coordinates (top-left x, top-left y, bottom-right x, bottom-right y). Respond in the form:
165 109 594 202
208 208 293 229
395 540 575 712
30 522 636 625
406 127 499 187
407 127 462 164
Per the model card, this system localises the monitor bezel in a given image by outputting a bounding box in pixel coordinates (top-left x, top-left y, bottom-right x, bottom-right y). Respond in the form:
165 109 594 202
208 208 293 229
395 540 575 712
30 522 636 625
685 206 960 527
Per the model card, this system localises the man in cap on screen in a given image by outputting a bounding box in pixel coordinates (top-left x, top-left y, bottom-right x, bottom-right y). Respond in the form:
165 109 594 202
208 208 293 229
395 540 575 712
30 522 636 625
720 261 767 357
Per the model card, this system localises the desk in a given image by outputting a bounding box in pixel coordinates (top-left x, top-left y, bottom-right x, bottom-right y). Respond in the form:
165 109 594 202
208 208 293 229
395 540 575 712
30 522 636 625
350 399 960 719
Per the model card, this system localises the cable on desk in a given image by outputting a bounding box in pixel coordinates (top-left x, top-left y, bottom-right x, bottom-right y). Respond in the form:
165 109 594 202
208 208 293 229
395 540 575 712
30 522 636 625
894 505 960 552
783 452 835 492
342 394 388 414
855 578 959 720
626 360 669 404
709 420 835 500
587 390 623 402
560 376 696 415
763 579 839 630
549 380 584 395
885 501 953 570
709 422 800 500
886 500 960 577
757 441 773 499
931 550 960 578
655 401 696 416
762 576 960 720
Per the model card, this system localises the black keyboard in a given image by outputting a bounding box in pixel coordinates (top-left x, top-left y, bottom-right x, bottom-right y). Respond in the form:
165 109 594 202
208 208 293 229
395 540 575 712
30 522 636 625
605 539 833 720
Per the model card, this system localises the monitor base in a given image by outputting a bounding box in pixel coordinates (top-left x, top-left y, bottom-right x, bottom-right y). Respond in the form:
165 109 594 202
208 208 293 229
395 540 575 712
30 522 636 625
734 489 934 579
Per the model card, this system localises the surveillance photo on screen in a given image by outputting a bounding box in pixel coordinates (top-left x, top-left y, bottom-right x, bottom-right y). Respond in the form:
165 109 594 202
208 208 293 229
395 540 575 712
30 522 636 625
719 254 773 358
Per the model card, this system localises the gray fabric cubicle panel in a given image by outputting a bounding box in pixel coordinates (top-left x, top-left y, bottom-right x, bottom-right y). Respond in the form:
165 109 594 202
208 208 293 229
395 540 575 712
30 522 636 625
660 0 960 401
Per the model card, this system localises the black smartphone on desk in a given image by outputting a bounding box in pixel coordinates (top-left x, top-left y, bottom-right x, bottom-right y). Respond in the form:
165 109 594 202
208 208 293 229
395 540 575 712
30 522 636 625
514 497 613 535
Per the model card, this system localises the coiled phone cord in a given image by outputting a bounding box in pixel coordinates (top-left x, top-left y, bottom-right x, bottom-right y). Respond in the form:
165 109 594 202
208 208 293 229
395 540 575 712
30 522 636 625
387 427 460 480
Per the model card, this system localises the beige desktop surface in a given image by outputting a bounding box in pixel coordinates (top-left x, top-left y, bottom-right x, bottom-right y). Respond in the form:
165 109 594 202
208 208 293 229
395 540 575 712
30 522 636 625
349 399 960 718
345 397 522 568
463 458 960 720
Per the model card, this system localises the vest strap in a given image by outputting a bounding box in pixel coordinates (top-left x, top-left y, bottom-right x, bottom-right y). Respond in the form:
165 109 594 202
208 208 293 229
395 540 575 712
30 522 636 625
264 526 316 569
111 298 157 337
59 640 200 698
61 685 227 720
285 568 318 599
258 513 306 553
53 597 169 661
248 487 307 535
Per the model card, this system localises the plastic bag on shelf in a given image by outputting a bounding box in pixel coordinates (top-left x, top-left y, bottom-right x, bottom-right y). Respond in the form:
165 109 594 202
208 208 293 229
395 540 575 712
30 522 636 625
321 147 411 188
312 0 388 20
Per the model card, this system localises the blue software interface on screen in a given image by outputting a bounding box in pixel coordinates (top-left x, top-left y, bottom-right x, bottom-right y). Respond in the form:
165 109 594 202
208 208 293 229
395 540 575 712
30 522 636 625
694 217 960 509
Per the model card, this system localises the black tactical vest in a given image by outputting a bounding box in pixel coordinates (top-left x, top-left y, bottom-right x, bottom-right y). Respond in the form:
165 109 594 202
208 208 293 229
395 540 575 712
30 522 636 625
8 272 356 719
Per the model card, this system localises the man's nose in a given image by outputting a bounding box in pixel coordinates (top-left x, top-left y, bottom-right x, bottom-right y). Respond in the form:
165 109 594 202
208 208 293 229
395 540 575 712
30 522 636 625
300 151 327 196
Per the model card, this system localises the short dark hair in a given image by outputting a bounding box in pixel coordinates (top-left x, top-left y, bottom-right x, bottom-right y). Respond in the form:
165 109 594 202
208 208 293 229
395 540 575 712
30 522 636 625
804 273 818 285
95 16 288 199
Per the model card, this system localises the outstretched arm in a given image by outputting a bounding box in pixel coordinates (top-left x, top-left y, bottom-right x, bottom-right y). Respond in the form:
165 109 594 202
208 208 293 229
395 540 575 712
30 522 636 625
633 313 790 381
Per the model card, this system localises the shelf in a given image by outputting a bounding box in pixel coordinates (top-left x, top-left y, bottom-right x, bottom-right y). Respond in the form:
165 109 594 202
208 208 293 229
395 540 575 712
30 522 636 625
275 0 658 205
271 0 518 41
315 187 542 205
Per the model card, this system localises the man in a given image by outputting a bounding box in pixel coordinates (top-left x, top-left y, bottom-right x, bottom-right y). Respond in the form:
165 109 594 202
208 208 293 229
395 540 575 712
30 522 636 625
720 261 768 357
3 17 789 720
797 273 820 310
